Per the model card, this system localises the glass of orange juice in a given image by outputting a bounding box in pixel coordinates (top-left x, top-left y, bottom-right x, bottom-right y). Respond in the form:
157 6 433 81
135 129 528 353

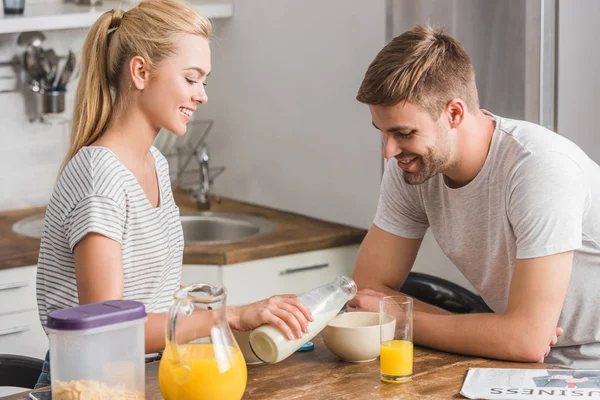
380 296 413 383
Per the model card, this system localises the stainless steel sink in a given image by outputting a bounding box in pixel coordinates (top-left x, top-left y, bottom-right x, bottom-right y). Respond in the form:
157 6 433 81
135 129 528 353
12 213 45 239
180 212 274 244
13 212 275 245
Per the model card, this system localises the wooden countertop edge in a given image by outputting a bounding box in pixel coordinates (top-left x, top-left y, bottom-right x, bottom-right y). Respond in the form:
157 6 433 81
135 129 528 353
183 231 366 265
0 253 40 270
0 197 367 271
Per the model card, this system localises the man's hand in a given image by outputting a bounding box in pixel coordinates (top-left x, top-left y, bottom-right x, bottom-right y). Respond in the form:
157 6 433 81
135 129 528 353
346 289 388 312
348 287 564 364
538 327 564 363
228 295 313 340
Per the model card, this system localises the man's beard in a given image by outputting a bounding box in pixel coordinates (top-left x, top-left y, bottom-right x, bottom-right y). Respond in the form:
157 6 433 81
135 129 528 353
402 127 451 185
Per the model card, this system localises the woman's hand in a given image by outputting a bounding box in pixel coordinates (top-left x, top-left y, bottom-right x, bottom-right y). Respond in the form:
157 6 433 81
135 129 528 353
228 295 313 340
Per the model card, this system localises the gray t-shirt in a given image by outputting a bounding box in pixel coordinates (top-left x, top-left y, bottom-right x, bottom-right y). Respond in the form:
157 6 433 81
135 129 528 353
36 146 184 327
375 111 600 368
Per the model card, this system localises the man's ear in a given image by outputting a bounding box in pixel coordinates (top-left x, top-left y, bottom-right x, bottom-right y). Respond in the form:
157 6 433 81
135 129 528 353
129 56 149 90
446 99 466 129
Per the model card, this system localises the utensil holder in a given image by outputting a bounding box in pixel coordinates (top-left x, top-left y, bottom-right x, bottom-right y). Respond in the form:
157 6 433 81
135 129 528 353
75 0 103 5
42 90 65 114
3 0 25 14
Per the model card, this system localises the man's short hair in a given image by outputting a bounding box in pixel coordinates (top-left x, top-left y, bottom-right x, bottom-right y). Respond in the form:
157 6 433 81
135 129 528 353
356 24 480 119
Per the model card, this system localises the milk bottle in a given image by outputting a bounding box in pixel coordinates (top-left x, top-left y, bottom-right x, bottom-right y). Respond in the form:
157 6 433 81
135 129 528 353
249 276 357 363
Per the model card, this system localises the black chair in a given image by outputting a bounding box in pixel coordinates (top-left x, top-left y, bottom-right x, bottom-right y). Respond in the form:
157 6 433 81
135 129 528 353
0 354 44 389
400 272 493 314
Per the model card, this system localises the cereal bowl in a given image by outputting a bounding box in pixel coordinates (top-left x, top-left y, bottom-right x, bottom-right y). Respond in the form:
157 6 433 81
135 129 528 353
323 311 395 363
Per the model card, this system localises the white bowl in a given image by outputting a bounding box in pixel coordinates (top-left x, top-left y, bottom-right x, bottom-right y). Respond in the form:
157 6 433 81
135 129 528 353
232 330 263 365
323 311 395 363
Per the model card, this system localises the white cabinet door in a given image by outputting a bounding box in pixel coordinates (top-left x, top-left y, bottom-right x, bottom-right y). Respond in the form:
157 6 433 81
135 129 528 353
0 265 48 360
221 245 359 306
180 264 222 288
0 310 48 359
0 265 38 315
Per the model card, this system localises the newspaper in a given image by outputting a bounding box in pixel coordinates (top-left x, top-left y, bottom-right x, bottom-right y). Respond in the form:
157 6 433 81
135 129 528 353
460 368 600 399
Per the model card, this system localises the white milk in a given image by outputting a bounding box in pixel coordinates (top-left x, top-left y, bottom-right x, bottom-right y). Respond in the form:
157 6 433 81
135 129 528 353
249 309 339 363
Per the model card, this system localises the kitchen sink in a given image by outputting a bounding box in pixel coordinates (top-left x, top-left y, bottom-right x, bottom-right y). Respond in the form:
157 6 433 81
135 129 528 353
180 212 274 244
12 213 46 239
12 212 274 244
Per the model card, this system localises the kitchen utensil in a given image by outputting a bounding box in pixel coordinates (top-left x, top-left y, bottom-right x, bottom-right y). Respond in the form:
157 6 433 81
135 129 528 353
55 50 76 90
23 47 43 90
16 31 45 48
43 49 58 88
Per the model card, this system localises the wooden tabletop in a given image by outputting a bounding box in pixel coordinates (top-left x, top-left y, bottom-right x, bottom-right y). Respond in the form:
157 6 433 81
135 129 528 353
0 191 366 270
6 336 552 400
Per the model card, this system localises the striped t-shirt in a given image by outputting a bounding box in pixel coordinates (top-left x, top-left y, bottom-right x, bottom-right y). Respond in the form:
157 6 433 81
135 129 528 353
36 146 183 326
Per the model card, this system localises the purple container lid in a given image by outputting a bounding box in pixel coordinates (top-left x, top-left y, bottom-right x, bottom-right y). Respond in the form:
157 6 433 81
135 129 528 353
47 300 147 331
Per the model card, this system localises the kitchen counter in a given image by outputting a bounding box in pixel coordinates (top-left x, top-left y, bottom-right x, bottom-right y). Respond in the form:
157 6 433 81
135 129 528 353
0 206 45 271
0 190 367 270
5 335 552 400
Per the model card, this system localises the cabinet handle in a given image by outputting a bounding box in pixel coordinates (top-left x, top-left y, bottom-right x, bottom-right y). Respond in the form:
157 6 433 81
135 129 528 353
279 263 329 275
0 325 30 337
0 281 29 291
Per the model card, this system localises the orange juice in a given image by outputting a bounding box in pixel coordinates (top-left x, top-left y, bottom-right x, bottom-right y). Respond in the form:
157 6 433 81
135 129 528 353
159 343 247 400
380 340 413 383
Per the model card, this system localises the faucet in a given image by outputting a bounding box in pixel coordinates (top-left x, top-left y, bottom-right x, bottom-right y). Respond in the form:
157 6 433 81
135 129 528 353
193 143 211 210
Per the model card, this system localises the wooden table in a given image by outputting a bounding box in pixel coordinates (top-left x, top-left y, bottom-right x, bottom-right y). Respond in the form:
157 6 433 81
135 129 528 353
5 336 552 400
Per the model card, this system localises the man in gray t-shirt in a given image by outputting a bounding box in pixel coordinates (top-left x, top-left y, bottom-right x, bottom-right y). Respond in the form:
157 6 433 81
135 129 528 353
346 25 600 369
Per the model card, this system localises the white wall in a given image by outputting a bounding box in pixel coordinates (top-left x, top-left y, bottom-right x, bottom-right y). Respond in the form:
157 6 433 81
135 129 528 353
0 28 86 210
556 0 600 163
1 1 385 230
197 0 385 230
391 0 529 120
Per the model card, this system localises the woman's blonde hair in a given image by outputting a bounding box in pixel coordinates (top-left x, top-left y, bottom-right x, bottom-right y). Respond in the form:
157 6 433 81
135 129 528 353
356 24 479 119
62 0 212 172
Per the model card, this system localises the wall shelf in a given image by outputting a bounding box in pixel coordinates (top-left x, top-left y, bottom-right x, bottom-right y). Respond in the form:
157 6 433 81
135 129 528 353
0 0 232 35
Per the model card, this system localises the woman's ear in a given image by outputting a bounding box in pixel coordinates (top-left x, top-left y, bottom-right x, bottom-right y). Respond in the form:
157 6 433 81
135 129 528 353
129 56 149 90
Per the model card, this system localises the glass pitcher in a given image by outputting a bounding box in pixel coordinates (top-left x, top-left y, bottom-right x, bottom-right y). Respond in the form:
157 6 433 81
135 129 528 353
158 283 247 400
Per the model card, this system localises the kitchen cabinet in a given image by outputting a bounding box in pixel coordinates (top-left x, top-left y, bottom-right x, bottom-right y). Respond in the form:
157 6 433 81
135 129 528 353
181 245 359 305
0 265 48 360
0 245 358 364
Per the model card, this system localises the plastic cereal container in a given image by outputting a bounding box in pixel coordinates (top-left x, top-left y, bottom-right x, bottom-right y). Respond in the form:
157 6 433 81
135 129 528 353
45 300 147 400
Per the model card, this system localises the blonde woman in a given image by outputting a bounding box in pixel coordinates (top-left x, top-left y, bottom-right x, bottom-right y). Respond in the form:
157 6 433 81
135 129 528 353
35 0 311 387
